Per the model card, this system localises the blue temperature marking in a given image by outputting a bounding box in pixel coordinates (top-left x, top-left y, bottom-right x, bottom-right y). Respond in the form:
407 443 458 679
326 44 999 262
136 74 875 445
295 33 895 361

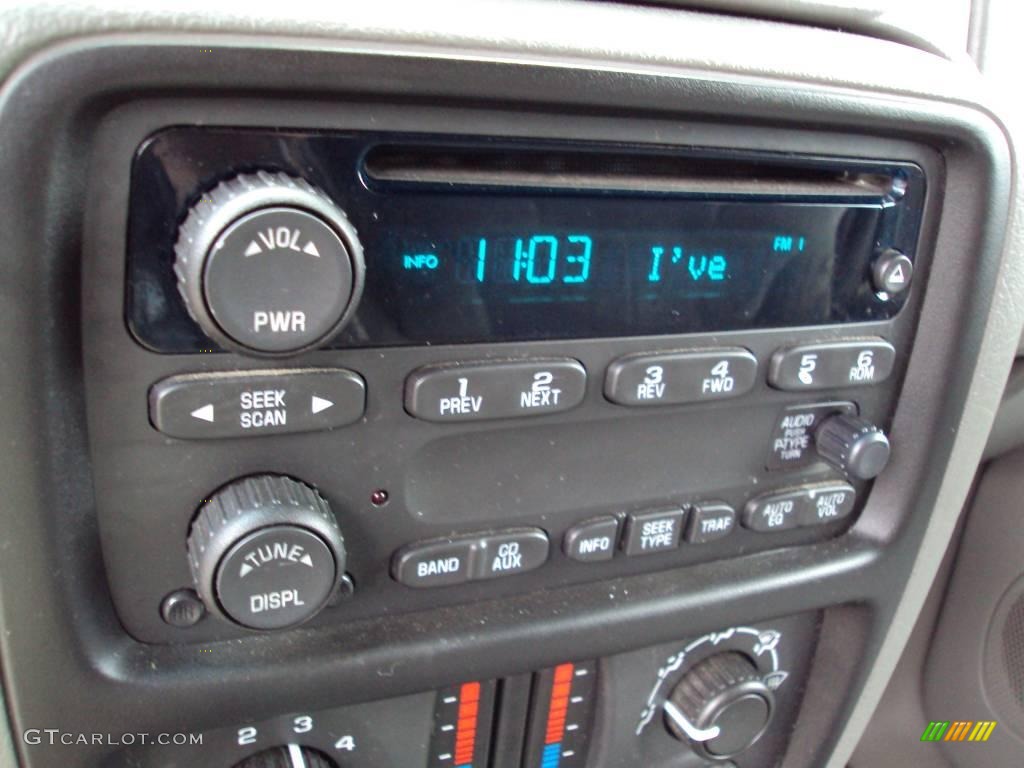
541 743 562 768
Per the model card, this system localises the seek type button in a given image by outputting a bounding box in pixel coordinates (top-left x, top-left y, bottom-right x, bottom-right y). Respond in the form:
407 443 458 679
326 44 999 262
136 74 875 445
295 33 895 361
605 348 758 407
149 368 365 439
622 507 686 556
405 359 586 422
476 529 550 580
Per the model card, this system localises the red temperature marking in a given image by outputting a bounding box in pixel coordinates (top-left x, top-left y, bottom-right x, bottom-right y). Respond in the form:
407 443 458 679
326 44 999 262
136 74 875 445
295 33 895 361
545 663 575 745
454 681 481 766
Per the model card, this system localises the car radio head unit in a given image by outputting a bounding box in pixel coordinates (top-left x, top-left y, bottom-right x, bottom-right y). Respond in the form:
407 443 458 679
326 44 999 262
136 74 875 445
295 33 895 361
126 130 923 353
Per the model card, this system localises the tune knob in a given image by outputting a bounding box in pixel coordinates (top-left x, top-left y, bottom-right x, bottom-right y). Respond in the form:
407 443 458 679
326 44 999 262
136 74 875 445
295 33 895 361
663 652 774 761
174 171 364 356
814 413 891 480
231 745 335 768
187 475 346 630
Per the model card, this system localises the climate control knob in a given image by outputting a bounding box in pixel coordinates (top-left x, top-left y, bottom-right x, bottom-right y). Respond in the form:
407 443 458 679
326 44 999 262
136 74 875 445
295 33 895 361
187 475 346 630
174 171 364 356
663 652 774 761
231 745 335 768
814 413 891 480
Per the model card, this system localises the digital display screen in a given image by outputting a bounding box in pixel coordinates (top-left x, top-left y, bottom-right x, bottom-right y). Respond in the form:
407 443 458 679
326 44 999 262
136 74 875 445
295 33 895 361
355 198 886 343
126 130 922 351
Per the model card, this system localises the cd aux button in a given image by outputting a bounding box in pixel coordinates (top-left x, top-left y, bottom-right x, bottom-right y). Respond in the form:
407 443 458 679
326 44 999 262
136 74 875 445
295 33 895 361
604 349 758 407
768 339 895 391
476 529 550 580
405 359 586 422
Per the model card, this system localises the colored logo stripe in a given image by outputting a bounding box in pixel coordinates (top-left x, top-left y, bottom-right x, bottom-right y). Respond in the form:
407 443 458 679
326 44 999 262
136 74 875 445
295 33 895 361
541 663 575 768
969 722 997 742
921 721 997 743
454 681 480 768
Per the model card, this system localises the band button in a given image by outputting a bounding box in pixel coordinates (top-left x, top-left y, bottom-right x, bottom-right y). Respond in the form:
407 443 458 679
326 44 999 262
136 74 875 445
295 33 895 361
391 539 476 588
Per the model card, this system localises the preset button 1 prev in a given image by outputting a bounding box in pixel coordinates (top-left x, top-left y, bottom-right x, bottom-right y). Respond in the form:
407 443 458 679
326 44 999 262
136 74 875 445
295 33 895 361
149 368 365 439
405 359 586 422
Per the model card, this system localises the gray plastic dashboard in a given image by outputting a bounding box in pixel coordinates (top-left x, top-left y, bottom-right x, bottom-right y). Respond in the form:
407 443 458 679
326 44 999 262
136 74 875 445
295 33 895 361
1 2 1023 768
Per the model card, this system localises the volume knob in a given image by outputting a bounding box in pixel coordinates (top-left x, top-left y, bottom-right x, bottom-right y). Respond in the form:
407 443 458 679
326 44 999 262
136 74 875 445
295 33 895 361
174 171 364 356
187 475 346 630
814 414 891 480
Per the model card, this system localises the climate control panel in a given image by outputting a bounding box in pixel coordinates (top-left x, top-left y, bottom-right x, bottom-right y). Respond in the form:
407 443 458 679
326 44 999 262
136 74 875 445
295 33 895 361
120 613 817 768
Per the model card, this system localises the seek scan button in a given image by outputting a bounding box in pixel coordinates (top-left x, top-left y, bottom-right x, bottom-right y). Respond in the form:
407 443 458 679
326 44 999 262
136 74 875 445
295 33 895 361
622 507 686 556
149 367 365 439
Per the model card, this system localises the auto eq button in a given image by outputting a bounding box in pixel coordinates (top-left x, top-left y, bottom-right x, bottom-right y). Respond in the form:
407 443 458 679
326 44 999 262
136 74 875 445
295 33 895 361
742 490 804 533
604 349 757 407
149 368 366 439
405 359 586 422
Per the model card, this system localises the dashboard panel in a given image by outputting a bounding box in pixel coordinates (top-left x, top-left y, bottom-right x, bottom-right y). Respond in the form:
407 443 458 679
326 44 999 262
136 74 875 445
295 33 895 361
0 3 1021 768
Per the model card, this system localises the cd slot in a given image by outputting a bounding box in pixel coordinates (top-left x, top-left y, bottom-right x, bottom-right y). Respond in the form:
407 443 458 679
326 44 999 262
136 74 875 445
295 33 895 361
362 143 894 199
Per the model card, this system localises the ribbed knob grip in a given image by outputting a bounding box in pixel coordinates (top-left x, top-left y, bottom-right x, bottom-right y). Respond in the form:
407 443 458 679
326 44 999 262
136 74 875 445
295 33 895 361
187 475 346 630
670 652 762 723
174 171 363 356
666 652 774 760
815 414 890 480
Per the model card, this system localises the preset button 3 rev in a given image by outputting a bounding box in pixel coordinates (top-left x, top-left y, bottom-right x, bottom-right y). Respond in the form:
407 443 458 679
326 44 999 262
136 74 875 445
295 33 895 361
604 348 757 407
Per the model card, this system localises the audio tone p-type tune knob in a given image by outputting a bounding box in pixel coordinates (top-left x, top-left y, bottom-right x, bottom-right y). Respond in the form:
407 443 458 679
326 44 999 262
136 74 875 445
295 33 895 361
174 171 365 356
